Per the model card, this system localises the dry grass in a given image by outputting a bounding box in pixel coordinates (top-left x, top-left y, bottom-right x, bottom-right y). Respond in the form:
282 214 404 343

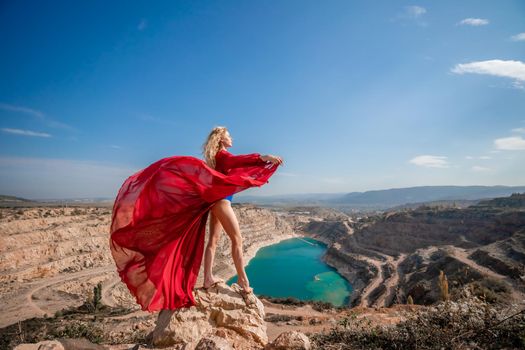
310 287 525 349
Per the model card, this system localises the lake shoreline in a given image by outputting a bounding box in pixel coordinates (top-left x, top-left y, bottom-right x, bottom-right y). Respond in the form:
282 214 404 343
223 235 352 306
216 232 302 282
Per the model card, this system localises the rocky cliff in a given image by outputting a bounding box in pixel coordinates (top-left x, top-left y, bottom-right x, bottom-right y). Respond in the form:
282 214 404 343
0 203 296 328
296 193 525 308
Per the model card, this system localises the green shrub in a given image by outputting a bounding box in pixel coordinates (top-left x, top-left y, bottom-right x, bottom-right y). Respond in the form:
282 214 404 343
310 290 525 349
92 282 102 311
48 321 104 344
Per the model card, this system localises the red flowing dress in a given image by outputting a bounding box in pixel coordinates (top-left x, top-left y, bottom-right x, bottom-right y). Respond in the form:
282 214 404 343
109 149 278 311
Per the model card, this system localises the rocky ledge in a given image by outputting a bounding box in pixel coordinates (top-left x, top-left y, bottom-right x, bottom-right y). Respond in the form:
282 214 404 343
149 282 267 349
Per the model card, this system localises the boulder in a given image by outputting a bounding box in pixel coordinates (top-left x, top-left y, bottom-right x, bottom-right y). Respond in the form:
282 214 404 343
150 282 267 349
265 331 311 350
14 341 64 350
195 335 233 350
14 338 106 350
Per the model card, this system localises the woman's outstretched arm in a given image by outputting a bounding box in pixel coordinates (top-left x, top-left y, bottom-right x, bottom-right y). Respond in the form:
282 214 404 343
215 149 265 169
216 149 284 169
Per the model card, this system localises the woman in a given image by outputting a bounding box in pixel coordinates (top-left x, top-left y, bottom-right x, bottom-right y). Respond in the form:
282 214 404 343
109 126 282 312
201 127 283 297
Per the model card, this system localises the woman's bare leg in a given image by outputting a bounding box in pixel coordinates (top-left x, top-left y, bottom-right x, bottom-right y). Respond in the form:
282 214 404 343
203 211 223 288
211 199 253 293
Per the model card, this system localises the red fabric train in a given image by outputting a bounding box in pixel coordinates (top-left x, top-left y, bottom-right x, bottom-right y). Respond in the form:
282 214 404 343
109 150 279 311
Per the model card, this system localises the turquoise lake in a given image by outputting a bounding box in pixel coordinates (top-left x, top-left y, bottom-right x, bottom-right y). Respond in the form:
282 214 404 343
227 237 352 306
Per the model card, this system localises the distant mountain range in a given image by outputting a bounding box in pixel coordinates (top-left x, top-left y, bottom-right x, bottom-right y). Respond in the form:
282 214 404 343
236 185 525 210
0 195 113 207
0 195 113 202
2 185 525 210
0 195 32 203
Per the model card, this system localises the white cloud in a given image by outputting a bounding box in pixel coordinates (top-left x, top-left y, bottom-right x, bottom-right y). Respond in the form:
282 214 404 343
472 165 491 172
138 19 147 31
494 136 525 150
0 102 45 118
512 81 525 90
406 6 426 18
409 155 449 168
0 102 74 130
466 155 492 160
451 60 525 86
511 127 525 133
391 6 427 26
510 33 525 42
458 18 489 26
1 128 51 138
109 145 122 150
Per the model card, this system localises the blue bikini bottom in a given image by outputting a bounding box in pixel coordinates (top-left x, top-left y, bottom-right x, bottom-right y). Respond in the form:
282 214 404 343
224 194 233 202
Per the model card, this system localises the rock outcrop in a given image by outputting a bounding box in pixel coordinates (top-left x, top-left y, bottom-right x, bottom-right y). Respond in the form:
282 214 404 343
264 330 311 350
150 282 267 349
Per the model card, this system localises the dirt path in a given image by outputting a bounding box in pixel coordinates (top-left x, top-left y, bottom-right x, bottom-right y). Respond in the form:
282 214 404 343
452 247 506 280
342 220 354 235
263 301 327 318
263 301 343 342
357 256 384 307
372 254 407 308
452 247 525 305
1 266 115 328
263 300 414 342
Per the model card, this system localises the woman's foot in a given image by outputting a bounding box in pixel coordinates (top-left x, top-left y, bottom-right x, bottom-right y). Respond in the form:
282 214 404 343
237 277 253 294
239 285 253 294
232 283 256 306
203 277 224 290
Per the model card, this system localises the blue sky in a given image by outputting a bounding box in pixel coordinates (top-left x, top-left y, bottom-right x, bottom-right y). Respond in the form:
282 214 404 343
1 0 524 199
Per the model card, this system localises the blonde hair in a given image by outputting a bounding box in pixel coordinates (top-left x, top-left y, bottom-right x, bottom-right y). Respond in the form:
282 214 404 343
202 126 228 168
